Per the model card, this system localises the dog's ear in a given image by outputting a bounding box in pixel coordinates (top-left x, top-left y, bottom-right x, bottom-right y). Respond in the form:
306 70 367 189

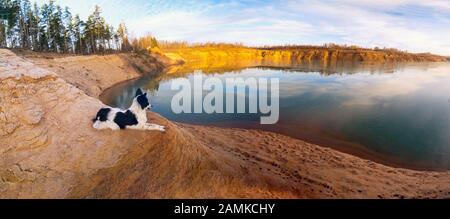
135 88 143 97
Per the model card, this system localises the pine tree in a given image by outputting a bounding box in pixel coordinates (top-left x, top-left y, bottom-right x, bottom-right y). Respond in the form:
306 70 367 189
71 14 83 54
18 0 30 48
30 2 40 50
40 2 52 51
84 13 94 53
0 1 135 54
104 25 113 50
6 0 20 47
112 26 119 50
117 22 130 51
89 5 107 53
0 22 6 47
0 0 7 47
63 6 72 53
0 20 6 47
51 5 64 52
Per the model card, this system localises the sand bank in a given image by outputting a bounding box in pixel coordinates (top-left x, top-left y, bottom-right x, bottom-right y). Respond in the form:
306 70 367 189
1 49 449 198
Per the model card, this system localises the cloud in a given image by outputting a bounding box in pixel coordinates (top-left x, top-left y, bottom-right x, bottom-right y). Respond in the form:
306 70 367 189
127 7 315 46
276 63 450 106
31 0 450 55
286 0 450 55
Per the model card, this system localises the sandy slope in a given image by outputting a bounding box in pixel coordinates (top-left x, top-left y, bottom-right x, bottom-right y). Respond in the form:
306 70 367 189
1 49 449 198
13 50 170 98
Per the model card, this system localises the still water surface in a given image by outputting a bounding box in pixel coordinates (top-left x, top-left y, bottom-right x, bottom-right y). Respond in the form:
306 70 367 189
101 62 450 170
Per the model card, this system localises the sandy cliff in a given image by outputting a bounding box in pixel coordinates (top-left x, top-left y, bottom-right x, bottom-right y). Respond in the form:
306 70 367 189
163 47 448 74
1 49 449 198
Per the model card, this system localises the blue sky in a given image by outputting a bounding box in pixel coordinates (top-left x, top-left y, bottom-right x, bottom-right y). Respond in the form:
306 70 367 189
31 0 450 55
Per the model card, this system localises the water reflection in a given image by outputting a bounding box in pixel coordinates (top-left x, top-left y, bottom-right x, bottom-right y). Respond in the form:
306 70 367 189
164 58 414 76
101 61 450 170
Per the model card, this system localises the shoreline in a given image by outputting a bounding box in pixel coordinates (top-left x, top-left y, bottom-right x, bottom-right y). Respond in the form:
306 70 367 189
188 121 450 172
3 48 450 198
99 60 448 172
36 49 448 172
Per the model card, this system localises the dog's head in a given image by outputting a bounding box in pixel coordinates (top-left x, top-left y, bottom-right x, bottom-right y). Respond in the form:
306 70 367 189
134 88 152 111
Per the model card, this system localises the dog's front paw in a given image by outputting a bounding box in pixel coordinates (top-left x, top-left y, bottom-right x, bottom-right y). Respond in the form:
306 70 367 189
144 123 166 132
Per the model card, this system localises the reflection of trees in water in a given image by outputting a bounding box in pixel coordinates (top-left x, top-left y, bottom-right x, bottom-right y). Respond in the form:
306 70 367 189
256 60 405 75
102 58 438 109
142 78 160 94
158 59 436 82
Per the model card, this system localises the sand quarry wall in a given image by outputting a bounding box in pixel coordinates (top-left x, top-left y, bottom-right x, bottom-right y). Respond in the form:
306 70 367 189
164 47 448 72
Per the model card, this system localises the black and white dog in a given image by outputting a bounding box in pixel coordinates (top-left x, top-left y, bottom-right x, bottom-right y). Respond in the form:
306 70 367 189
92 88 165 131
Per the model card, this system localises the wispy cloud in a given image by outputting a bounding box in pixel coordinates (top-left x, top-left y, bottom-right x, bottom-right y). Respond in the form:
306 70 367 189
31 0 450 55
